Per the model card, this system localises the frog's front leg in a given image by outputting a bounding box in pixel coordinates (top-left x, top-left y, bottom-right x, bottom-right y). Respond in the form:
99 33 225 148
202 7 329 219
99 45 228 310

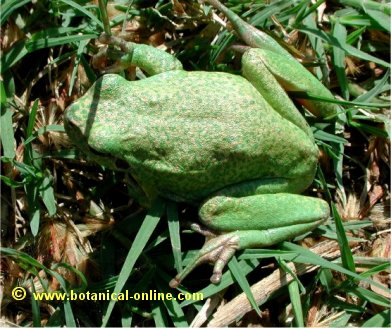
96 33 183 75
169 193 329 288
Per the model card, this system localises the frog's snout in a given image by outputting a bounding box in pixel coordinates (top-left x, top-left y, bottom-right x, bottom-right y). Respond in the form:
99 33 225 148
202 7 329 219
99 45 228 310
64 105 120 171
64 101 90 138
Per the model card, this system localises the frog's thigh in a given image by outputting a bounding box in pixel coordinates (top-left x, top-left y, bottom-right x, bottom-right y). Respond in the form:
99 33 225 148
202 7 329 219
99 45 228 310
199 193 329 247
242 49 313 138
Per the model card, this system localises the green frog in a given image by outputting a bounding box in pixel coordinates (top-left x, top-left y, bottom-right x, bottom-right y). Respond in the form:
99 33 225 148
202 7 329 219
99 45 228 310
64 0 338 287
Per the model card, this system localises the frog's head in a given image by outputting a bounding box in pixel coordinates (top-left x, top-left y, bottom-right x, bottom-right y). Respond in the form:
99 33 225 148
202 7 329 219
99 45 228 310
64 77 126 171
64 107 115 171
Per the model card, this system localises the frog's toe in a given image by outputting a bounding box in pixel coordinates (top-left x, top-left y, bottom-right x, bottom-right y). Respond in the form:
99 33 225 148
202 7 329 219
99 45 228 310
169 233 240 288
210 246 237 284
190 222 217 238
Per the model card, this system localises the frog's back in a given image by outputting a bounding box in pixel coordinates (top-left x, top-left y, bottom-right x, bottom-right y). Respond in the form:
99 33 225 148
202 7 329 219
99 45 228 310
86 72 318 201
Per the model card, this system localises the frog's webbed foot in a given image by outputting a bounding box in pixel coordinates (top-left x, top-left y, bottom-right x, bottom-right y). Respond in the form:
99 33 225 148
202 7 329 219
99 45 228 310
169 232 239 288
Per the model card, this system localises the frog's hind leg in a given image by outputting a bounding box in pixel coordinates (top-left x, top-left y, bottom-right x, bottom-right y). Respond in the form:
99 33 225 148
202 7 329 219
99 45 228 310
169 193 329 287
169 232 239 288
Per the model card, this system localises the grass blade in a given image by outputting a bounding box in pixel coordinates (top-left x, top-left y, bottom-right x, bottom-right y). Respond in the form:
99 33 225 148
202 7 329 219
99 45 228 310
29 204 40 237
167 201 182 272
68 39 90 96
151 301 169 327
365 9 390 32
362 309 391 327
26 32 98 52
26 99 39 138
339 0 391 15
329 312 352 326
98 0 111 35
332 21 349 99
59 0 103 29
298 26 391 68
354 69 390 102
290 91 390 108
302 13 327 81
0 40 28 73
331 202 356 273
39 173 56 216
180 258 260 307
158 284 188 327
0 82 15 158
63 300 76 327
287 279 304 327
228 256 262 317
0 0 32 25
313 129 347 144
30 277 42 327
24 124 65 145
1 248 72 293
345 285 390 307
279 242 388 292
101 199 165 327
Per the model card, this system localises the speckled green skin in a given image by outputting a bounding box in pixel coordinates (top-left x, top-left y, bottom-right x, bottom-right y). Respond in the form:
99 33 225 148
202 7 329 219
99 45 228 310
65 70 318 202
64 0 336 286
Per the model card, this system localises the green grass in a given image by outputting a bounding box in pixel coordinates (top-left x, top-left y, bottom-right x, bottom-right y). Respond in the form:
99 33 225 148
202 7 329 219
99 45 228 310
1 0 390 326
